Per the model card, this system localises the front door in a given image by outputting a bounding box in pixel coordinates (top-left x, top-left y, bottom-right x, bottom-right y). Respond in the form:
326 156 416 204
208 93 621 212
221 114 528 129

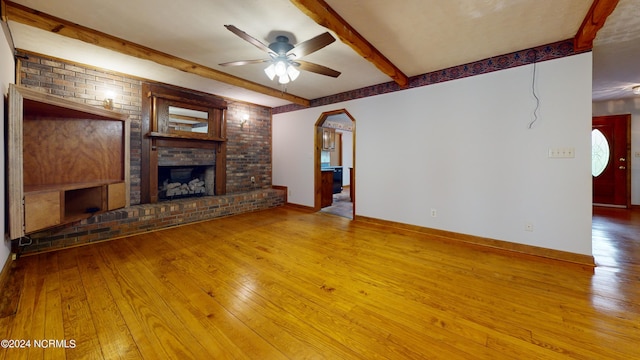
592 115 630 207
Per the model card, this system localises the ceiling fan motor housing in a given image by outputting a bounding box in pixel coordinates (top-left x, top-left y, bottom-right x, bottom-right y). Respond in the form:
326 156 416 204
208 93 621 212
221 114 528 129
269 36 294 55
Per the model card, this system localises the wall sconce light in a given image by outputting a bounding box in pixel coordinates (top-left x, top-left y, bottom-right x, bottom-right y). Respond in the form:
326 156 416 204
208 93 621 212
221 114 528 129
240 114 249 130
633 85 640 95
103 90 115 110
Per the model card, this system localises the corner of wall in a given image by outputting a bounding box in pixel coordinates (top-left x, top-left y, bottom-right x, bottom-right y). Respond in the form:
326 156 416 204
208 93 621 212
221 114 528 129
0 24 15 275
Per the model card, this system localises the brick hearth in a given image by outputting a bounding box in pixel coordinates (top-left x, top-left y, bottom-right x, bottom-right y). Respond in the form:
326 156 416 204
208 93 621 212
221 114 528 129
19 188 285 255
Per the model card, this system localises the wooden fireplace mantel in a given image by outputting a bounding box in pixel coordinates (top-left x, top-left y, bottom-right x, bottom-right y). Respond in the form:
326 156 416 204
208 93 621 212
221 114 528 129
142 83 228 203
147 132 225 150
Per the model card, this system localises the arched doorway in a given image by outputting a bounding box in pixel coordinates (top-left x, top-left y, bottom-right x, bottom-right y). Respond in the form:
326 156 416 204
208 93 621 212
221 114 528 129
314 109 356 219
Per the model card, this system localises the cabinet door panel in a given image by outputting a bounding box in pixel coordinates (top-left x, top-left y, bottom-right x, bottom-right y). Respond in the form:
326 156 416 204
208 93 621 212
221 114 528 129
108 182 127 210
25 191 61 233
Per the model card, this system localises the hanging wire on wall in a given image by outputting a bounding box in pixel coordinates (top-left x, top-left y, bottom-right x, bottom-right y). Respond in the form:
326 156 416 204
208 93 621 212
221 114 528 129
528 49 540 129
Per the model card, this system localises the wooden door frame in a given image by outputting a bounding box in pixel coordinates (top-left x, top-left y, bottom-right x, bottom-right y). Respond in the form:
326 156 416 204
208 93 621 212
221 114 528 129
314 109 356 218
592 114 631 208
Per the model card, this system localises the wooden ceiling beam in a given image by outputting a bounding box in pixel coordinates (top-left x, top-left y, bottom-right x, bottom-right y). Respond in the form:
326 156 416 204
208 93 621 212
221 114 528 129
574 0 620 51
2 1 310 107
290 0 409 88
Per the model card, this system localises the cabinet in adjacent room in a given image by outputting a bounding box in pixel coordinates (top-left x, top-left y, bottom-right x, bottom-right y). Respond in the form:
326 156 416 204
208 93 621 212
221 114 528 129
322 127 336 151
7 84 130 240
321 170 334 207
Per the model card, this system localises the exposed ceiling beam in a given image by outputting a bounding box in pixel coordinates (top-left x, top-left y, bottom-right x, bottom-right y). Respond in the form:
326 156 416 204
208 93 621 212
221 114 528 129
574 0 619 51
1 0 310 107
290 0 409 88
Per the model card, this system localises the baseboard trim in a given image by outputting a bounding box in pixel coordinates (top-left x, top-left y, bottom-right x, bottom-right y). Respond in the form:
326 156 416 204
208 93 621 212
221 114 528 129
283 202 316 212
0 253 13 291
356 216 596 267
0 252 21 318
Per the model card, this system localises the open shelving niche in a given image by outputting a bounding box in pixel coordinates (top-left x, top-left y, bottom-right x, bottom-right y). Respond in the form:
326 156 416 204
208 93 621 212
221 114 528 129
7 84 130 241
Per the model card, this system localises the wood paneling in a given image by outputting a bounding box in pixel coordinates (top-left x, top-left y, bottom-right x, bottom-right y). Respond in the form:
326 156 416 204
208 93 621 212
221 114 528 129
24 191 60 233
108 182 126 210
23 119 124 185
1 207 638 359
321 170 333 207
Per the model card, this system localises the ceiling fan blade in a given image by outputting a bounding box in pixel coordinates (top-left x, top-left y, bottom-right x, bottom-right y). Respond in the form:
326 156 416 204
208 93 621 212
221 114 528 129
287 32 335 59
224 25 273 54
219 59 270 66
296 60 341 78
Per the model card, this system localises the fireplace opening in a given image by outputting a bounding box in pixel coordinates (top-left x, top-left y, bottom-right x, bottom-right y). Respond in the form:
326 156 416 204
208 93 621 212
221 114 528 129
158 165 214 200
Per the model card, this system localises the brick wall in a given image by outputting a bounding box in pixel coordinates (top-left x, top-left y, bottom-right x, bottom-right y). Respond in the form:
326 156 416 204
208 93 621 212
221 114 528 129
226 101 273 192
15 52 284 255
158 148 216 166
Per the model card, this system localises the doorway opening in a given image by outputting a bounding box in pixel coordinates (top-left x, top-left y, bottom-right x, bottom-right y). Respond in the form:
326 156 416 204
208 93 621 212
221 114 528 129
592 115 631 208
314 109 355 219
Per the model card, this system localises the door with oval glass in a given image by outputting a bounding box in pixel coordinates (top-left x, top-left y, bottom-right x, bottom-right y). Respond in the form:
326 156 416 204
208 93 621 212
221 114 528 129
592 115 630 207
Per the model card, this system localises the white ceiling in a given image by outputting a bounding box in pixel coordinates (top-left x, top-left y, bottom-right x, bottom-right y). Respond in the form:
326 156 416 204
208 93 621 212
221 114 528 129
5 0 639 107
592 0 640 102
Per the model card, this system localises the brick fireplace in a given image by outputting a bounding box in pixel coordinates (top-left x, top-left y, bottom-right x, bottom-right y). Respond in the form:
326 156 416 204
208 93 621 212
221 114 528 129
156 147 216 200
143 83 228 203
15 56 285 256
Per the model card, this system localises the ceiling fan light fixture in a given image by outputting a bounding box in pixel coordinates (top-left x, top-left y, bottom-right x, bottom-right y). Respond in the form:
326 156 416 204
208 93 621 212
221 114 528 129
264 64 276 80
287 65 300 81
274 61 287 77
278 74 290 84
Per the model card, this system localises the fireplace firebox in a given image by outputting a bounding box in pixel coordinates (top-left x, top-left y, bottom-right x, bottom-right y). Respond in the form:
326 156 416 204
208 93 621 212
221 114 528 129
158 165 214 200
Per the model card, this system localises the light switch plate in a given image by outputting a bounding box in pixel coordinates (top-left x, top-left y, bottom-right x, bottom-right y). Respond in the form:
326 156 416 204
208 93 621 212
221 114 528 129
548 147 575 158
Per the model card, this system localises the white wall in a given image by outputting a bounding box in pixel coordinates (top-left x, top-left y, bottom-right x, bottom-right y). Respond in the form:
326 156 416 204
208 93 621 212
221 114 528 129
592 98 640 205
0 25 15 272
274 53 593 256
339 130 353 186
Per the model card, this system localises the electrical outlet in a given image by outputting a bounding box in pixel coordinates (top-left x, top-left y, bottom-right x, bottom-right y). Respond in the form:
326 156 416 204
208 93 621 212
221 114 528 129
431 208 437 217
250 176 255 183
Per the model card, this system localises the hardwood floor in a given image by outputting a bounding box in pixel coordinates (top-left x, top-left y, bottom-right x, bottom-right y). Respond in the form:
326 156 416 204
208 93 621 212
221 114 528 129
1 206 639 359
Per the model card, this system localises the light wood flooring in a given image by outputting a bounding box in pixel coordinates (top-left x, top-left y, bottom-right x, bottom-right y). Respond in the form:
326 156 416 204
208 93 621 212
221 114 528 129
0 206 639 359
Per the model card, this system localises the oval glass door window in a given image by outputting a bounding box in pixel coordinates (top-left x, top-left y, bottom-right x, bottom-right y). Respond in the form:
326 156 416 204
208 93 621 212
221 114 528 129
592 129 610 177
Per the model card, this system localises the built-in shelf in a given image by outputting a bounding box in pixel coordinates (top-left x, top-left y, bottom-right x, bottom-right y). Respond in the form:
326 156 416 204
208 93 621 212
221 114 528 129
7 84 130 238
24 180 125 194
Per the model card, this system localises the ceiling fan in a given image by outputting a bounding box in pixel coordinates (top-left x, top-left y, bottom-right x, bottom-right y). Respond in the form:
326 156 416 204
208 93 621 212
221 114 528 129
219 25 341 84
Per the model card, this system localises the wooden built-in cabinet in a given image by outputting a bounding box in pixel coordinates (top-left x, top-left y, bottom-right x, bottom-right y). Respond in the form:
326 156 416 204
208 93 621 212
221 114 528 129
7 84 130 240
321 170 333 207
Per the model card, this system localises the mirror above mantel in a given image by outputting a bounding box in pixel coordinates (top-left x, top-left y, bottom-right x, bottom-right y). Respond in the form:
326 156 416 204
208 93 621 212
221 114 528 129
168 106 209 134
148 94 226 142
